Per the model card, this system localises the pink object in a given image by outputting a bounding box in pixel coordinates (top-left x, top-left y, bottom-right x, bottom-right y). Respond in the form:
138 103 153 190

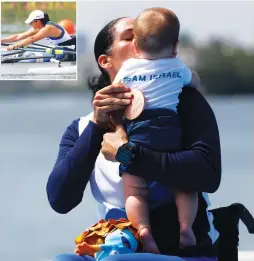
125 89 145 120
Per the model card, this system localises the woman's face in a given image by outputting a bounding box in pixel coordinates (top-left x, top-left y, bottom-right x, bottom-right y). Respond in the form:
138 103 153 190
99 17 136 81
110 17 136 70
30 20 41 30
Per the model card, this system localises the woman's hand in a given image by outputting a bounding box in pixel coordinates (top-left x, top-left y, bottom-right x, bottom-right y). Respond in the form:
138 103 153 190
101 109 128 161
7 44 16 51
101 110 128 161
101 126 128 161
92 84 132 129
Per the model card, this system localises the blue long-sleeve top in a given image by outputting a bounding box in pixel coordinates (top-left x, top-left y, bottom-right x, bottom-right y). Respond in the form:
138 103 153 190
46 88 221 214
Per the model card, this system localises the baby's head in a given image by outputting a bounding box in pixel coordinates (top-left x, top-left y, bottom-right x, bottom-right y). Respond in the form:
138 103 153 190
133 7 180 59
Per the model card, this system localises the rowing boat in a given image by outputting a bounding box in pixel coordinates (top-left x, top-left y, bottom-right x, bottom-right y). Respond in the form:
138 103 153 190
1 46 76 76
1 60 76 75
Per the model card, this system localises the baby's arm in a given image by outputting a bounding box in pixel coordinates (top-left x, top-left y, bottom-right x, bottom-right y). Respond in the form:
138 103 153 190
182 61 201 88
186 70 201 89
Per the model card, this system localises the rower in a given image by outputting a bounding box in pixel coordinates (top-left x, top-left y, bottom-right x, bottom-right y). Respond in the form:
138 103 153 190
0 10 75 51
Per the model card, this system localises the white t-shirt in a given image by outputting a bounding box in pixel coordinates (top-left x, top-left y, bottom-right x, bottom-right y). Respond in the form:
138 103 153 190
113 57 192 112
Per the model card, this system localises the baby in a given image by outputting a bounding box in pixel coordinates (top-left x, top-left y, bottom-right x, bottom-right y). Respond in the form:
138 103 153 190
113 7 200 253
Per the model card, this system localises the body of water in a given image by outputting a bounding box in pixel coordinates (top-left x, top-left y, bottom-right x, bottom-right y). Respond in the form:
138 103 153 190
1 24 30 34
0 93 253 261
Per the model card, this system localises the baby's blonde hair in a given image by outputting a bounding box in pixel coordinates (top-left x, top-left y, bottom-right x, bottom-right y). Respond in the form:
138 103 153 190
134 7 180 54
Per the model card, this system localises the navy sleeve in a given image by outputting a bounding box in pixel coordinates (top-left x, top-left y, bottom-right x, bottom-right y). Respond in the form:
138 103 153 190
126 88 221 193
46 119 106 214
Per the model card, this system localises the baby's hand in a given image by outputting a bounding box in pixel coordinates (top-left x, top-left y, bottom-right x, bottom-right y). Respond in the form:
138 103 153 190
188 70 201 89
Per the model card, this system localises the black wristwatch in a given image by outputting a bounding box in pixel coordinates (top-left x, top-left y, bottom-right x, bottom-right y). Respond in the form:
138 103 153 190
115 141 136 166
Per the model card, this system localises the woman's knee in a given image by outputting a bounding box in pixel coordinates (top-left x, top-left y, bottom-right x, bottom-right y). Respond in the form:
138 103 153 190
101 253 185 261
51 253 94 261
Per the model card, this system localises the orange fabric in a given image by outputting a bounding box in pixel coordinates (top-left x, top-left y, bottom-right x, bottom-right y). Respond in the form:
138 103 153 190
75 218 139 246
58 19 75 34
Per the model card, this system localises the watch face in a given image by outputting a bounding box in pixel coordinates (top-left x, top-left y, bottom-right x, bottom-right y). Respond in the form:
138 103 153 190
116 147 133 165
120 151 132 165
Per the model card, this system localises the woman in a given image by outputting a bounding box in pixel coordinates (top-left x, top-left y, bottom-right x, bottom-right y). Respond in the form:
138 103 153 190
1 9 73 50
47 17 221 261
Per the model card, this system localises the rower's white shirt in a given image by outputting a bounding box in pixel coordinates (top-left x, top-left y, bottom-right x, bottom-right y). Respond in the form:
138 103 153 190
78 113 220 244
113 57 192 112
45 22 72 45
46 30 71 45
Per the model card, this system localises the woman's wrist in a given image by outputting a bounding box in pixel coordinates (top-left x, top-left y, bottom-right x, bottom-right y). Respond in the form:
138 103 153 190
91 114 108 130
89 119 108 134
14 43 20 48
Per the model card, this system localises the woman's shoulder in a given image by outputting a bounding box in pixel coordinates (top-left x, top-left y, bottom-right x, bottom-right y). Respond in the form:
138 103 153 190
45 21 59 29
78 112 93 135
63 112 93 138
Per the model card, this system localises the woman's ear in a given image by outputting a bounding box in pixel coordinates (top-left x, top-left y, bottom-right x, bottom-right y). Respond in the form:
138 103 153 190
133 39 139 57
98 54 112 71
172 40 179 56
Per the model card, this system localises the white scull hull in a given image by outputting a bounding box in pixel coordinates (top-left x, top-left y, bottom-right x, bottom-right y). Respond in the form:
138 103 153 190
1 47 76 75
1 61 76 75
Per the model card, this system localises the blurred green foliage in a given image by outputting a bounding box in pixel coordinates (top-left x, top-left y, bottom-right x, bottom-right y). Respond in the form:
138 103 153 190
1 2 76 24
197 40 254 94
179 34 254 94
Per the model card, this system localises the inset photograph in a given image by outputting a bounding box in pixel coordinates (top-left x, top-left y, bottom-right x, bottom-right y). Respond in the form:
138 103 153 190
1 1 76 80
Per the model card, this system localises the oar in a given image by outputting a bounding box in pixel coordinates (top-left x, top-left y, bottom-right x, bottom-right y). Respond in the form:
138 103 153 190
1 43 13 47
14 47 47 53
2 42 75 51
2 44 76 55
1 50 25 57
29 42 55 49
22 41 75 50
2 42 46 50
2 47 44 53
47 49 76 55
1 55 54 63
14 47 76 55
30 42 75 50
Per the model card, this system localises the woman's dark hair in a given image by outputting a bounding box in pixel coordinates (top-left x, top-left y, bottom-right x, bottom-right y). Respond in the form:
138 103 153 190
88 17 125 96
37 13 50 26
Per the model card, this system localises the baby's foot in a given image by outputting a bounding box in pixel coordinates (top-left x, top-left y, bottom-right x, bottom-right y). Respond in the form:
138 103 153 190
139 227 160 254
179 223 196 248
75 242 95 256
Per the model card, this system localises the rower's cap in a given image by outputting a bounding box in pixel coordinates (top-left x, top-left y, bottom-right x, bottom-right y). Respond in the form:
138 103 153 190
25 10 44 24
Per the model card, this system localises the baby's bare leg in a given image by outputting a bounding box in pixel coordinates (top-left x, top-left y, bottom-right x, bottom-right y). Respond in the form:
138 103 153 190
174 190 198 247
122 173 160 254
